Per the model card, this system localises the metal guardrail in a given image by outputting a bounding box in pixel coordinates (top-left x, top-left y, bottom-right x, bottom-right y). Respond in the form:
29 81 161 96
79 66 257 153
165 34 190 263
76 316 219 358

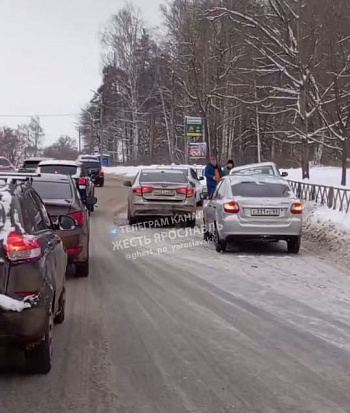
288 180 350 213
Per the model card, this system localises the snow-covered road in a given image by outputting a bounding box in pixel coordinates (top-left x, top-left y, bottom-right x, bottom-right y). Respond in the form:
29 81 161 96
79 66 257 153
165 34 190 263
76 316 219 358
1 175 350 413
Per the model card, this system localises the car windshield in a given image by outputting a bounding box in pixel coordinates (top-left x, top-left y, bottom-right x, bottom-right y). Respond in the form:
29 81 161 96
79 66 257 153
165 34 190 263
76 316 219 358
0 158 10 166
32 181 72 200
140 171 187 183
81 161 101 169
231 182 292 198
40 165 78 176
232 166 275 176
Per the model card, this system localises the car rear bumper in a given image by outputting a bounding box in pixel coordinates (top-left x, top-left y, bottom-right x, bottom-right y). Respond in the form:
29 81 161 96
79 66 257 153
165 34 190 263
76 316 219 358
132 202 196 217
219 216 302 240
0 294 49 347
57 228 89 263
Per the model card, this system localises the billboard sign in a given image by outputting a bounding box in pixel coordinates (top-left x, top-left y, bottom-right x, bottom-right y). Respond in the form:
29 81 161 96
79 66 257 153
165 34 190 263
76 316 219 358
186 116 203 137
189 142 207 159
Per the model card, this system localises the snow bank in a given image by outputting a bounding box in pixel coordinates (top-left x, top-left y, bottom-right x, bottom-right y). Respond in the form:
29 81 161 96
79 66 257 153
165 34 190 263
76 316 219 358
303 202 350 267
0 294 32 312
286 166 350 189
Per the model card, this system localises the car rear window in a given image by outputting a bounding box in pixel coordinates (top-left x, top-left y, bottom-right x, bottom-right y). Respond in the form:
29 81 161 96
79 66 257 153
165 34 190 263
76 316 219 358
231 182 292 197
32 181 73 200
232 166 275 176
0 158 10 166
23 160 41 169
140 171 188 184
40 165 78 176
81 161 101 169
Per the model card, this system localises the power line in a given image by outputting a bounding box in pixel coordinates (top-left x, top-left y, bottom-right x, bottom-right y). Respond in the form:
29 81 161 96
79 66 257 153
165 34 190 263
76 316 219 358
0 113 78 118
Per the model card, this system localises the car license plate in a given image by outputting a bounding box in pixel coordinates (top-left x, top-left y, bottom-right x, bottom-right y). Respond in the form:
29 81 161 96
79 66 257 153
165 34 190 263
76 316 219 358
251 208 280 216
154 189 174 196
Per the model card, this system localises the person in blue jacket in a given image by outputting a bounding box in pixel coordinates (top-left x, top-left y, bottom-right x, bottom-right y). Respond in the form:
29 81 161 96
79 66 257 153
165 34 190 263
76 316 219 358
204 157 222 196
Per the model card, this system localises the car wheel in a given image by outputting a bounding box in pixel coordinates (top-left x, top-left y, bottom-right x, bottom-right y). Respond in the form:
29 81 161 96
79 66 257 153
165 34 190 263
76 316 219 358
25 309 53 374
76 260 89 277
197 200 203 207
54 288 66 325
287 236 301 254
214 223 227 253
186 218 196 228
128 209 137 226
100 179 104 188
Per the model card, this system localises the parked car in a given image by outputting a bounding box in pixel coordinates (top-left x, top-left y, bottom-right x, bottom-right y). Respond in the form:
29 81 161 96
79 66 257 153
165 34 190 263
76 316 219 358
203 175 302 253
124 169 197 226
0 172 76 373
18 157 53 172
0 156 15 172
78 158 104 187
154 166 205 205
229 162 288 178
31 174 96 277
37 160 95 212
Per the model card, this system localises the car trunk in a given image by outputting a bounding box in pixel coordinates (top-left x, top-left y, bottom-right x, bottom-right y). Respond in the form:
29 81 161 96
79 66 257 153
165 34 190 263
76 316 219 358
141 183 187 202
43 199 73 222
237 197 293 224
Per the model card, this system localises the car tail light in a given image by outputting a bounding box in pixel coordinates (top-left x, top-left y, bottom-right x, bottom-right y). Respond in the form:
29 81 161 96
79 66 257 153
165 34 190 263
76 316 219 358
16 291 38 298
99 167 104 175
133 185 153 195
68 211 85 226
224 201 240 213
176 187 195 197
78 177 87 185
4 231 42 262
66 246 83 255
291 201 302 214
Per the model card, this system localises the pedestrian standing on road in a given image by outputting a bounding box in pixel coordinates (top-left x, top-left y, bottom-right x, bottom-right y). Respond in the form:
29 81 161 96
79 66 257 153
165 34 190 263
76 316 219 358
223 159 235 176
204 157 222 197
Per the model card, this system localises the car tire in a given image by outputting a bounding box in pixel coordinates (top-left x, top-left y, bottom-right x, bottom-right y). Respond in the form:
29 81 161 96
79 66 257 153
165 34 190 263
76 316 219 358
54 288 66 325
25 309 53 374
99 179 104 188
76 260 89 277
287 236 301 254
128 209 137 226
186 218 196 228
214 223 227 253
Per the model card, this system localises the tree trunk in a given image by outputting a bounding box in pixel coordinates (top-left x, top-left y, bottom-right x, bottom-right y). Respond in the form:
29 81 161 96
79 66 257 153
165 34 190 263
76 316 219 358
341 138 347 186
302 138 310 179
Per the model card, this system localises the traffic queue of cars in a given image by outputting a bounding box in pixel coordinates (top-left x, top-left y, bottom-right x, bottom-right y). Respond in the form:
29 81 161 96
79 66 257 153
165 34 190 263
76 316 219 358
125 162 302 254
0 155 101 374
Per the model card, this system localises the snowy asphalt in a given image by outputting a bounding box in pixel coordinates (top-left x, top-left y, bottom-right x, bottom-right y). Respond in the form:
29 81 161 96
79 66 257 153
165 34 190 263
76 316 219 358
1 175 350 412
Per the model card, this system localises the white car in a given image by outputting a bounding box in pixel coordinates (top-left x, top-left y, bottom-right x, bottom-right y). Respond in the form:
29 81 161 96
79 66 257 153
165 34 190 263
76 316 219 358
229 162 288 178
203 174 302 253
155 166 205 205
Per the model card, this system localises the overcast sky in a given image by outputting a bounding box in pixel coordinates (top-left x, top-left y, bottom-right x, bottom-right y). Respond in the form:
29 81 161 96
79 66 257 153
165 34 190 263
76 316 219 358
0 0 162 146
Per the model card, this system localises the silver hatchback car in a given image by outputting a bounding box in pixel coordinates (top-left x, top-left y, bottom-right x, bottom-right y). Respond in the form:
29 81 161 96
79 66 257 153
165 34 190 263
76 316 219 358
124 169 197 226
203 175 302 253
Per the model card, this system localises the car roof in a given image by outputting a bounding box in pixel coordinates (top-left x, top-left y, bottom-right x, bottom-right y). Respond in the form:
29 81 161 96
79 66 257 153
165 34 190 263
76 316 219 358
31 173 72 183
226 174 287 184
23 157 52 162
39 159 80 166
231 162 277 171
141 168 186 174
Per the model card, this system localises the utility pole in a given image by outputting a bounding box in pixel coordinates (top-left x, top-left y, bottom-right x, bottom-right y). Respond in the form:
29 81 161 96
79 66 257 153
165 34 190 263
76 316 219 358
78 127 81 153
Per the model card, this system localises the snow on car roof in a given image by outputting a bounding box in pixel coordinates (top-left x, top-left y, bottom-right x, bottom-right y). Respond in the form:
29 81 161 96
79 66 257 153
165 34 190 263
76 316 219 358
227 174 287 184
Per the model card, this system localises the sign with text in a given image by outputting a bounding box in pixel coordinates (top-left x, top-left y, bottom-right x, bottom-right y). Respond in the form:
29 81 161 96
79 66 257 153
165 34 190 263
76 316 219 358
189 142 207 159
185 116 203 137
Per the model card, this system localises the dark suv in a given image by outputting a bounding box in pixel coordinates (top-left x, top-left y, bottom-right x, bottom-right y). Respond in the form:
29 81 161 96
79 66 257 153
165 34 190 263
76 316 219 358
78 159 104 187
32 174 96 277
0 173 76 373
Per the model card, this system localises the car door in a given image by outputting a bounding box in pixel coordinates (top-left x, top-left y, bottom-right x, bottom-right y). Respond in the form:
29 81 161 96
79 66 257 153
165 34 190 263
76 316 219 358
205 180 224 226
26 190 64 312
190 168 202 203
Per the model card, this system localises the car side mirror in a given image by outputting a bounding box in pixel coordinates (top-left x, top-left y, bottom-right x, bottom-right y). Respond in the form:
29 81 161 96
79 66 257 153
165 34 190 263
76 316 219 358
281 171 288 177
86 196 97 206
58 216 76 231
200 192 210 201
123 180 132 187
